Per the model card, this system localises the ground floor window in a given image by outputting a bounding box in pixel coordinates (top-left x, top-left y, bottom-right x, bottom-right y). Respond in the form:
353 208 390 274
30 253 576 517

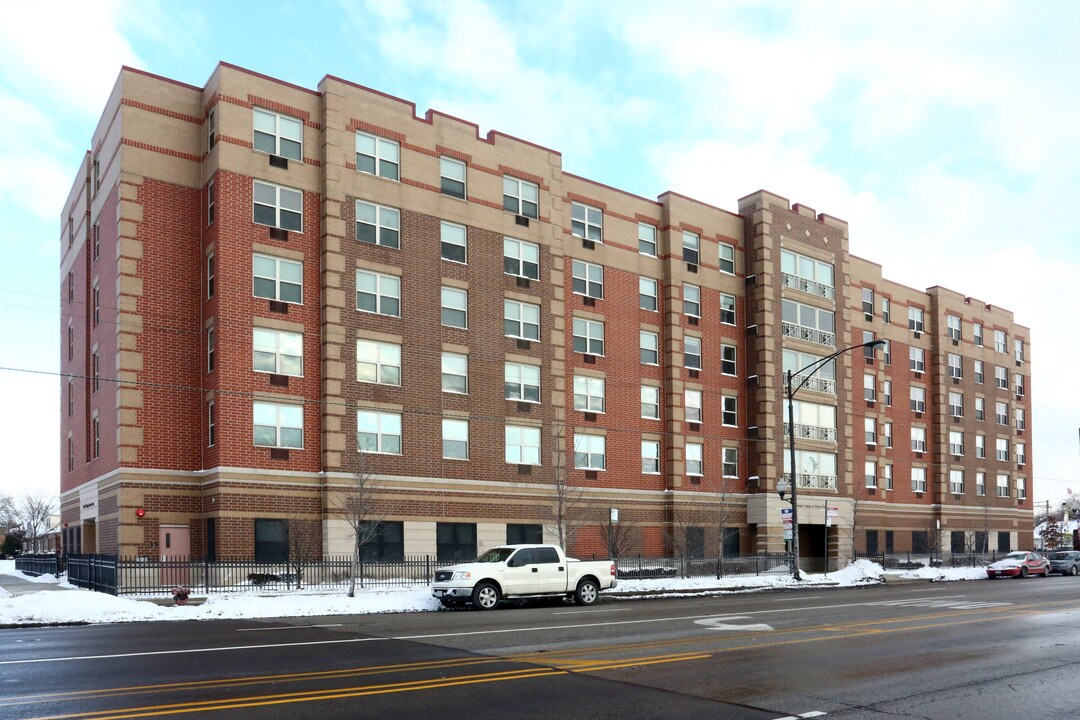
681 527 705 559
506 523 542 545
950 530 965 554
885 530 894 555
254 519 287 563
974 531 988 553
437 522 477 563
866 529 878 555
912 530 928 555
721 527 740 557
997 531 1011 553
359 521 404 562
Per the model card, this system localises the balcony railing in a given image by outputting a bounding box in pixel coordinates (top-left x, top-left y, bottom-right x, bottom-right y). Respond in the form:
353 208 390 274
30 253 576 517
781 472 837 490
784 423 837 442
791 374 836 394
782 322 835 347
781 272 835 300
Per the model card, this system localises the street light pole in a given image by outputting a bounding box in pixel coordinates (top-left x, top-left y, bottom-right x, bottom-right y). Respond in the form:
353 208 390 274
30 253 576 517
784 339 885 581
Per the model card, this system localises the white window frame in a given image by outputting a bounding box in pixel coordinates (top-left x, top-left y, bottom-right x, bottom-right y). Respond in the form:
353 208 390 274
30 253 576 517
908 306 925 333
442 418 469 460
976 434 986 459
504 299 540 341
573 317 605 355
639 276 658 311
909 347 925 373
718 242 736 274
574 376 606 413
950 470 964 495
884 421 893 449
642 440 660 474
975 397 986 421
355 130 400 181
641 385 660 419
440 156 466 199
720 293 736 325
253 107 302 161
865 461 877 488
996 437 1009 462
949 430 964 456
722 447 738 478
947 315 961 340
684 283 701 318
503 237 540 280
254 253 303 304
504 362 540 403
976 472 986 496
574 433 606 470
357 409 402 455
253 328 304 377
356 339 401 386
505 425 541 465
684 335 702 370
1016 442 1026 466
995 365 1008 390
722 395 738 427
253 180 303 232
994 329 1007 354
1015 407 1026 431
356 270 401 317
440 221 467 264
881 297 891 324
1017 477 1026 500
865 417 877 445
207 326 215 373
253 401 304 449
974 360 984 384
571 259 604 299
503 176 539 219
997 473 1010 498
638 223 657 256
883 380 893 406
912 467 927 493
721 344 736 375
571 201 603 242
682 231 700 264
948 353 962 379
440 286 468 329
355 200 400 249
864 374 876 402
883 464 893 490
685 389 702 423
1014 338 1025 363
686 442 703 476
911 427 927 453
949 391 963 418
640 330 659 365
996 401 1009 425
441 352 468 394
910 386 926 413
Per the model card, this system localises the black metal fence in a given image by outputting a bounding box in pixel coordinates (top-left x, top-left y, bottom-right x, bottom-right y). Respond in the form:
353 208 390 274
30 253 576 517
14 553 64 577
67 554 118 595
613 553 792 580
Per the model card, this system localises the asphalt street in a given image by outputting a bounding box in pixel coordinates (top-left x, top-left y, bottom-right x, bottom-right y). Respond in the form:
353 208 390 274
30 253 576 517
2 578 1079 719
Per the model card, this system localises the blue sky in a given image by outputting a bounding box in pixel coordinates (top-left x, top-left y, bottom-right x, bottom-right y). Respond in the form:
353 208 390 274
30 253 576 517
1 0 1077 505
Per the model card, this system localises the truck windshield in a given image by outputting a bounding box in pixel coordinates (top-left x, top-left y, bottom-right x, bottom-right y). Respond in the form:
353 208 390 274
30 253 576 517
475 548 515 563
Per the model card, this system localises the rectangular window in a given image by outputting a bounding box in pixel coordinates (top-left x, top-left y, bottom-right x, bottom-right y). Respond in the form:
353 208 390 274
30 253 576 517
685 389 702 423
910 386 926 413
1014 338 1025 363
682 231 700 264
884 421 893 448
883 464 893 490
950 470 964 495
360 521 406 563
908 307 924 333
684 336 702 369
504 299 540 340
504 362 540 402
1016 442 1026 465
640 330 659 365
638 223 657 256
912 467 927 493
208 400 216 447
639 276 658 311
975 397 986 421
684 283 701 317
92 283 100 327
355 131 399 181
996 401 1008 425
92 414 100 459
505 523 542 547
974 360 984 384
865 460 877 488
571 259 604 299
440 221 467 263
254 254 303 304
865 417 877 445
207 108 216 151
976 472 986 496
997 473 1010 498
721 344 736 375
1015 374 1025 397
67 322 73 360
974 323 983 346
571 201 603 242
686 442 703 476
572 317 605 355
440 156 466 199
503 176 539 218
863 331 876 358
436 522 477 564
67 436 73 472
440 286 468 328
67 271 73 304
911 427 927 453
780 249 835 298
882 340 891 365
642 440 660 474
503 237 540 280
1015 407 1026 431
862 287 874 315
67 380 73 416
949 391 963 417
883 380 892 406
442 418 469 460
253 402 303 449
253 180 302 231
207 253 215 299
356 339 401 386
781 299 835 346
253 108 302 160
574 433 606 470
207 179 215 226
356 270 400 316
994 365 1008 389
864 374 876 402
1017 477 1026 500
91 224 100 260
948 353 963 379
996 437 1009 462
994 329 1007 354
881 297 891 323
718 242 736 274
976 434 986 459
722 396 737 426
253 328 303 377
355 200 400 248
505 425 541 465
357 410 402 454
949 430 964 456
573 376 605 413
441 352 468 394
641 385 659 419
723 447 738 478
720 293 736 325
947 315 961 340
909 347 925 373
92 350 99 392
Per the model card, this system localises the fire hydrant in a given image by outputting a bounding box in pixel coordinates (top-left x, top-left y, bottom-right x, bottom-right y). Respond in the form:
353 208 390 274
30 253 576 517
172 587 190 606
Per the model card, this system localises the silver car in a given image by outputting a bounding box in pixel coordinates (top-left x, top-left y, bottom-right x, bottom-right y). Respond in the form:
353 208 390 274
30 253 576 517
1047 550 1080 576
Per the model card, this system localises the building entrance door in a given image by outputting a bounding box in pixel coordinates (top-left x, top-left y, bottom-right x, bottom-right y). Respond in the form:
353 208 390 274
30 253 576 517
159 525 191 587
798 523 827 573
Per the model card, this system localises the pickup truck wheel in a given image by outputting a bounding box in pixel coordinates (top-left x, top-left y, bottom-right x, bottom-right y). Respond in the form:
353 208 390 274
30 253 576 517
574 579 600 606
472 582 500 610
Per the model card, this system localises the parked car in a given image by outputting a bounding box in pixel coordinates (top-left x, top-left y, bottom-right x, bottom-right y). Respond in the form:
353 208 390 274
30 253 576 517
986 551 1050 579
432 544 617 610
1047 550 1080 576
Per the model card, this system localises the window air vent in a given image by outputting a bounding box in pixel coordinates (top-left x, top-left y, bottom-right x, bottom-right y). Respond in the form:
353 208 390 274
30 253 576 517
914 331 922 339
269 448 290 460
582 238 595 250
688 422 701 432
517 464 532 476
583 296 596 307
515 215 529 227
583 354 597 364
584 412 597 422
517 401 532 413
269 155 288 169
690 476 701 485
953 378 960 385
516 339 531 350
687 263 698 273
688 316 699 326
585 470 598 480
269 227 289 241
688 369 699 379
516 276 530 289
269 374 289 388
745 274 757 285
268 300 289 314
952 339 959 347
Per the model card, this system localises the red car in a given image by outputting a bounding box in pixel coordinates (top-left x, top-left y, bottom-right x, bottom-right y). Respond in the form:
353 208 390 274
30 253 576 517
986 551 1050 578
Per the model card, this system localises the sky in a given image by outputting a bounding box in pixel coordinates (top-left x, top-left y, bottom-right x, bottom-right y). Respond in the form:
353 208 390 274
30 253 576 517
0 0 1076 505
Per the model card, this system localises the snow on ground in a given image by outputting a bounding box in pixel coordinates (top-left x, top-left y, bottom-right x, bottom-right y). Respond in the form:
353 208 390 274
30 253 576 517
0 558 987 627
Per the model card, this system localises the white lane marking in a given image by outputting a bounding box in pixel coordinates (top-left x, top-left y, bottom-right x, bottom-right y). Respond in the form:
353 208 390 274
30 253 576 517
774 712 827 720
236 624 343 632
867 597 1011 610
694 616 774 632
0 594 994 666
553 608 631 615
772 596 821 602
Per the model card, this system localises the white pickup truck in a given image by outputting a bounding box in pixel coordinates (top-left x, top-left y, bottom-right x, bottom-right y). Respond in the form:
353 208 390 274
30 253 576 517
431 544 617 610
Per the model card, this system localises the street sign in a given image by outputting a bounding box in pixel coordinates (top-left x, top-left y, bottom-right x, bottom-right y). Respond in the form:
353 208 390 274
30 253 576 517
826 506 839 518
780 508 793 516
784 528 793 540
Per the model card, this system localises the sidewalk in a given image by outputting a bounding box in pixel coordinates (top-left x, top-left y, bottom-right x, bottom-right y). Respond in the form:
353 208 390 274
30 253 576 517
0 571 75 596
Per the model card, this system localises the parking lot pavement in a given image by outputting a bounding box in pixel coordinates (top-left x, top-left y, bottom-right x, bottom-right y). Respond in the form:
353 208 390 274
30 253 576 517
0 572 74 596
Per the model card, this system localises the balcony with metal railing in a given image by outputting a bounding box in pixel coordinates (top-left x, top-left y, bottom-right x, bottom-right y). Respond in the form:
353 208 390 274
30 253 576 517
791 373 835 394
782 322 836 347
781 472 838 490
781 272 835 300
784 423 837 442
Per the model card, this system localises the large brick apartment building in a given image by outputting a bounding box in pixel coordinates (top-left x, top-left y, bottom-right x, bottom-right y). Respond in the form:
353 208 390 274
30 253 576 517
59 63 1033 567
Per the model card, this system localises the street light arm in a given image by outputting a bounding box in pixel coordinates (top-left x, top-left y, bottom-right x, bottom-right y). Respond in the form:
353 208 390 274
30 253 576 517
788 340 886 396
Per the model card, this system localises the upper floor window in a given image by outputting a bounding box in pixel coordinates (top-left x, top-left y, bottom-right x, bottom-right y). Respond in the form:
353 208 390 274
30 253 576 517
253 108 302 161
722 396 738 426
441 352 468 394
639 386 659 420
355 200 400 249
440 156 466 199
862 287 874 316
974 360 985 384
718 242 736 274
720 293 736 325
573 432 606 470
686 442 703 476
721 344 737 375
780 249 834 299
642 440 660 474
909 347 925 373
911 427 927 453
357 339 401 386
973 322 984 346
684 336 702 370
911 386 926 413
573 317 605 355
949 391 963 417
723 447 739 478
994 329 1007 354
783 349 836 394
640 330 659 365
253 401 303 449
207 108 216 151
253 180 302 231
573 376 605 413
945 353 961 379
505 425 541 466
994 365 1008 389
254 328 303 377
685 389 702 423
639 277 658 311
357 409 402 454
782 299 835 346
442 418 470 460
1015 374 1025 397
881 297 891 324
908 306 924 333
997 473 1010 498
503 176 539 219
1014 338 1025 363
638 223 657 256
996 400 1009 425
504 299 540 340
92 283 100 327
440 221 467 264
571 202 602 242
572 260 603 299
505 362 540 402
253 254 303 304
355 131 399 181
682 231 700 264
440 287 468 329
947 315 961 340
683 283 701 317
504 237 540 280
207 180 216 226
356 269 400 317
207 253 215 299
950 470 964 495
949 431 964 456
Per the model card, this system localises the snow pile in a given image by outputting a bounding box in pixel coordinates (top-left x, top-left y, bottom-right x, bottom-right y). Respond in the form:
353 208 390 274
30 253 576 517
820 558 885 584
889 565 988 582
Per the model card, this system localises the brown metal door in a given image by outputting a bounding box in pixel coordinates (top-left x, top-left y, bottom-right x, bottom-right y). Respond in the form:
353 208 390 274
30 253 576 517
159 525 191 587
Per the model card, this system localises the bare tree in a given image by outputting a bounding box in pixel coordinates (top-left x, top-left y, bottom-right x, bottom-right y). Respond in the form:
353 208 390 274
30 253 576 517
598 508 639 561
338 451 385 596
547 420 591 552
285 511 322 590
15 494 56 550
0 493 16 535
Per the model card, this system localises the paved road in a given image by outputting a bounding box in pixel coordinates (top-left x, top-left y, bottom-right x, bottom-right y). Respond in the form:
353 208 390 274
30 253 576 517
2 578 1079 719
